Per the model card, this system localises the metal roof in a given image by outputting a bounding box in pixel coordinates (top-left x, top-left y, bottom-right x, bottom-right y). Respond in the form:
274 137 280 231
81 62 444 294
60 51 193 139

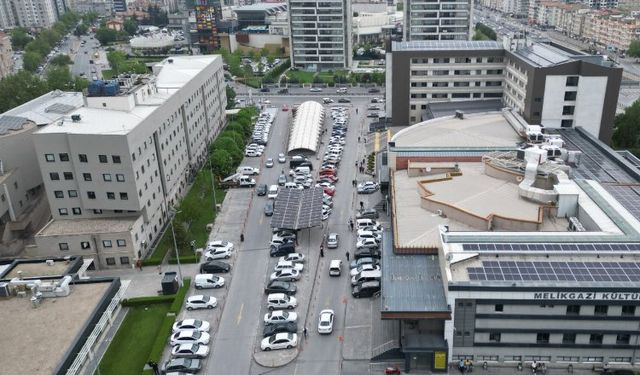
381 231 449 313
393 40 501 52
270 187 323 230
287 101 324 154
0 115 30 135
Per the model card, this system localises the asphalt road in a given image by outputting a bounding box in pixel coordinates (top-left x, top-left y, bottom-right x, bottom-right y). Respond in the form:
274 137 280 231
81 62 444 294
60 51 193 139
70 34 104 80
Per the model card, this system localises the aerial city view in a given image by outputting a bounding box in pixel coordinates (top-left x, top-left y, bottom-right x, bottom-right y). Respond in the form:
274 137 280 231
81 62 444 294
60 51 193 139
1 0 640 374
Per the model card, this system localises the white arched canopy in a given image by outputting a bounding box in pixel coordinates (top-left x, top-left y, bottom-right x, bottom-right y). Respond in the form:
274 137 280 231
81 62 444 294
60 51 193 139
287 101 324 154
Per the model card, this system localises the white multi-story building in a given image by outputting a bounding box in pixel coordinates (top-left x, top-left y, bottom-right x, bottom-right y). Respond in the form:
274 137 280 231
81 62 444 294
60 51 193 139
404 0 472 41
288 0 352 71
31 56 226 269
0 0 60 29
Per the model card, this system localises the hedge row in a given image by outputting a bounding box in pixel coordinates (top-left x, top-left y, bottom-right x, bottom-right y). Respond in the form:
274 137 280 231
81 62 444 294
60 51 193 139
169 278 191 314
121 295 175 307
147 314 177 363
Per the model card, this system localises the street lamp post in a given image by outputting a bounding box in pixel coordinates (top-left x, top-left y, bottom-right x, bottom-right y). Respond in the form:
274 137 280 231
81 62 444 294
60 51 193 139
208 157 218 214
169 209 184 287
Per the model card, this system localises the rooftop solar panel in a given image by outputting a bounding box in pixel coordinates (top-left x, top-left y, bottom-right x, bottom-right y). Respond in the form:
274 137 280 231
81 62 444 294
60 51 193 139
0 115 29 135
45 103 76 114
270 187 323 230
462 243 640 252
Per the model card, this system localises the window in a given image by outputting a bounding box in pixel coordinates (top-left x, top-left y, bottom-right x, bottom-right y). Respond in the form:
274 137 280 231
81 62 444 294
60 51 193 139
98 155 108 163
59 153 69 161
50 172 60 181
622 306 636 316
112 155 121 163
116 174 125 182
79 154 88 163
63 172 73 180
564 91 577 101
566 76 579 86
616 334 630 345
102 240 113 248
45 154 55 162
562 333 576 344
106 257 116 265
58 208 68 216
72 207 81 215
103 173 112 182
536 333 550 344
566 305 580 315
93 209 103 214
68 190 78 198
589 333 603 344
120 192 128 200
495 304 504 312
609 357 632 363
81 241 91 249
504 356 522 362
562 106 575 115
594 305 608 316
117 239 127 247
106 192 115 200
489 332 501 342
561 119 573 128
83 173 92 181
87 191 96 199
59 243 69 251
557 356 579 362
584 356 604 362
120 256 130 265
54 190 64 198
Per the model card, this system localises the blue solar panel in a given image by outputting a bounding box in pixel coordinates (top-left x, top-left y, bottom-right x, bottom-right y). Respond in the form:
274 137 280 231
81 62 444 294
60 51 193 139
461 243 640 252
466 261 640 283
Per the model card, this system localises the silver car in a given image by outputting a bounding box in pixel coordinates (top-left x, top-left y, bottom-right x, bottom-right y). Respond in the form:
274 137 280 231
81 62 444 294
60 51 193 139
327 233 339 249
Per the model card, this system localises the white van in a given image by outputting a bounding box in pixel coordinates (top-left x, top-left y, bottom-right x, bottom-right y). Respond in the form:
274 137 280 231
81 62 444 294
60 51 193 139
351 269 382 286
267 293 298 310
194 273 225 289
237 166 260 175
329 260 342 277
268 185 279 199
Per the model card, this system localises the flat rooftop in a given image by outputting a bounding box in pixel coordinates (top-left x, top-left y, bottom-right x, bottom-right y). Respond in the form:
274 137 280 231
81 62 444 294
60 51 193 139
0 91 83 127
393 40 501 52
4 261 70 279
37 217 139 236
0 282 111 374
391 112 521 149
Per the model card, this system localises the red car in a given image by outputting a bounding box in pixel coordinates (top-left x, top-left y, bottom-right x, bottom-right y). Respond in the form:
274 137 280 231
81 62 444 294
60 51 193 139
318 174 338 183
321 186 336 196
282 104 289 111
319 169 337 177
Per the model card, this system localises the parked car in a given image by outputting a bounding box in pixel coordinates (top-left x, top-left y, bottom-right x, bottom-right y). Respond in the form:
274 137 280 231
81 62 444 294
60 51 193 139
338 98 351 103
206 240 234 252
357 181 379 194
199 260 231 273
267 293 298 310
185 295 217 310
170 330 210 346
264 310 298 325
264 280 297 295
171 343 210 359
270 268 301 281
327 233 339 248
278 153 286 163
256 184 268 196
161 358 201 373
263 322 298 337
204 247 232 260
261 332 298 351
266 158 274 168
356 208 379 219
352 280 381 298
194 274 225 289
274 260 304 272
270 242 296 257
279 253 305 263
354 248 381 259
317 309 335 334
349 257 379 270
350 263 381 276
172 319 210 333
264 200 274 216
356 238 380 250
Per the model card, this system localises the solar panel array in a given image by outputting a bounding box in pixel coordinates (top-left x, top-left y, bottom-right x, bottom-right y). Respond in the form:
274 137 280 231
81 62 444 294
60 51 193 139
394 40 501 51
270 187 323 230
462 243 640 252
467 260 640 282
0 115 29 135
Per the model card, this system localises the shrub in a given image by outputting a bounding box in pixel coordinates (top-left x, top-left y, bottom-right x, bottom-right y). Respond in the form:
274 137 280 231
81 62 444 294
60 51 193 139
169 278 191 313
147 314 176 363
121 295 175 307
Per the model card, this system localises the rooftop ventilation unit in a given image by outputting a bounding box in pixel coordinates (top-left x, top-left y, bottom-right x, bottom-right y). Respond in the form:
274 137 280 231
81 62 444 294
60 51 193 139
455 110 464 119
568 216 585 232
71 114 81 122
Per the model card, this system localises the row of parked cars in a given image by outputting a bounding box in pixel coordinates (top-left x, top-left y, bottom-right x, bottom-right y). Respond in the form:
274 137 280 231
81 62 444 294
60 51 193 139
350 216 384 298
245 111 275 156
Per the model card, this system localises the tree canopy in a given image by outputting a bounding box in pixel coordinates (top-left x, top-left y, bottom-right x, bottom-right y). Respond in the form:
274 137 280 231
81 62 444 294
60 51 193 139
124 18 139 36
474 23 497 41
628 40 640 58
0 71 49 113
10 28 32 50
50 54 73 66
612 99 640 154
95 27 119 45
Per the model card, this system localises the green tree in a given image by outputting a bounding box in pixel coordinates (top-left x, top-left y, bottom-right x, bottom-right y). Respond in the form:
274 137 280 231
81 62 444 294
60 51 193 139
224 125 246 141
628 40 640 58
95 27 118 45
75 24 89 36
226 85 236 109
214 137 243 164
82 11 98 24
23 51 43 72
50 54 72 66
247 49 256 61
0 71 49 113
10 28 32 50
46 66 75 91
260 48 269 59
74 76 89 91
39 29 61 48
210 149 234 177
124 18 138 36
473 30 491 41
612 100 640 149
25 38 50 57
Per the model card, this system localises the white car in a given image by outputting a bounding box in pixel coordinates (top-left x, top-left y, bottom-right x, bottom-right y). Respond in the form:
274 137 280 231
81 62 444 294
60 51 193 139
185 295 217 310
170 330 210 346
309 87 322 92
317 309 335 334
357 229 382 242
278 153 286 163
270 268 301 281
204 247 232 260
350 263 381 276
171 343 210 359
279 253 305 263
275 260 304 272
245 149 261 157
266 158 274 168
356 238 380 249
268 185 279 199
207 240 234 252
357 181 379 194
264 310 298 325
261 332 298 351
172 319 210 333
327 233 339 249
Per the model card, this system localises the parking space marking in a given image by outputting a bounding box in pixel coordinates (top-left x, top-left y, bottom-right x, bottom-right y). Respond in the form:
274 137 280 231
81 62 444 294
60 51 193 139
237 302 244 325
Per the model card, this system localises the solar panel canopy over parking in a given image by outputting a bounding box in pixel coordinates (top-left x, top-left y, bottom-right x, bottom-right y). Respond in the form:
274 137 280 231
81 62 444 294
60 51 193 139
270 187 323 230
462 243 640 252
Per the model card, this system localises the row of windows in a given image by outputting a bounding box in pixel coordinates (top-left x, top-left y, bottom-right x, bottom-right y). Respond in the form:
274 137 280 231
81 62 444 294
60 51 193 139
411 81 503 88
452 355 625 363
106 256 130 266
58 239 127 251
45 153 121 164
492 304 636 316
486 332 631 345
411 57 504 64
411 69 504 76
50 172 126 183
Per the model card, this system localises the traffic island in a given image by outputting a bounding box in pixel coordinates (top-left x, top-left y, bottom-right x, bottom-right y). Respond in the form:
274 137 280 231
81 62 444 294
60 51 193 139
253 347 299 367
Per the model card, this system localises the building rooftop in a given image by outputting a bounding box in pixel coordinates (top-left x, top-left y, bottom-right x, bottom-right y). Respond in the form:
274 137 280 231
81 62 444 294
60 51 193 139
234 2 287 13
0 282 111 375
393 40 501 52
37 217 139 236
3 261 70 279
0 91 83 130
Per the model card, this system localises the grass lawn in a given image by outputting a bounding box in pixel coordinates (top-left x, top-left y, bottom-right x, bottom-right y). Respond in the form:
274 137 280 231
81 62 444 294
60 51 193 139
101 69 114 79
96 303 170 375
286 70 315 83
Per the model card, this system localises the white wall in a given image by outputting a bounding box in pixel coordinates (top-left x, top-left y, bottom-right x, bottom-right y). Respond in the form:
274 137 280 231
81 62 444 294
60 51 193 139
574 76 607 138
540 75 566 127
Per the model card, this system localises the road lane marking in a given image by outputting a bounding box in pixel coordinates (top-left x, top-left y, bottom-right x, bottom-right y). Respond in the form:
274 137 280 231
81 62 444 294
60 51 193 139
237 303 244 325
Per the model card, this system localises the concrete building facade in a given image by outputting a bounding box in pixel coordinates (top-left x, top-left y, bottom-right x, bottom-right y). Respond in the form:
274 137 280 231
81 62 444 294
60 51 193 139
4 0 60 29
404 0 472 41
31 56 226 268
288 0 352 71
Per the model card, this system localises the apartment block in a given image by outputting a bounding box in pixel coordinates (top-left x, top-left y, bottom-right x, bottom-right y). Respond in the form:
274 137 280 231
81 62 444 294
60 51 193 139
2 0 60 29
584 12 640 52
387 40 622 143
404 0 472 41
288 0 352 71
66 0 112 15
31 56 226 268
0 32 14 80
